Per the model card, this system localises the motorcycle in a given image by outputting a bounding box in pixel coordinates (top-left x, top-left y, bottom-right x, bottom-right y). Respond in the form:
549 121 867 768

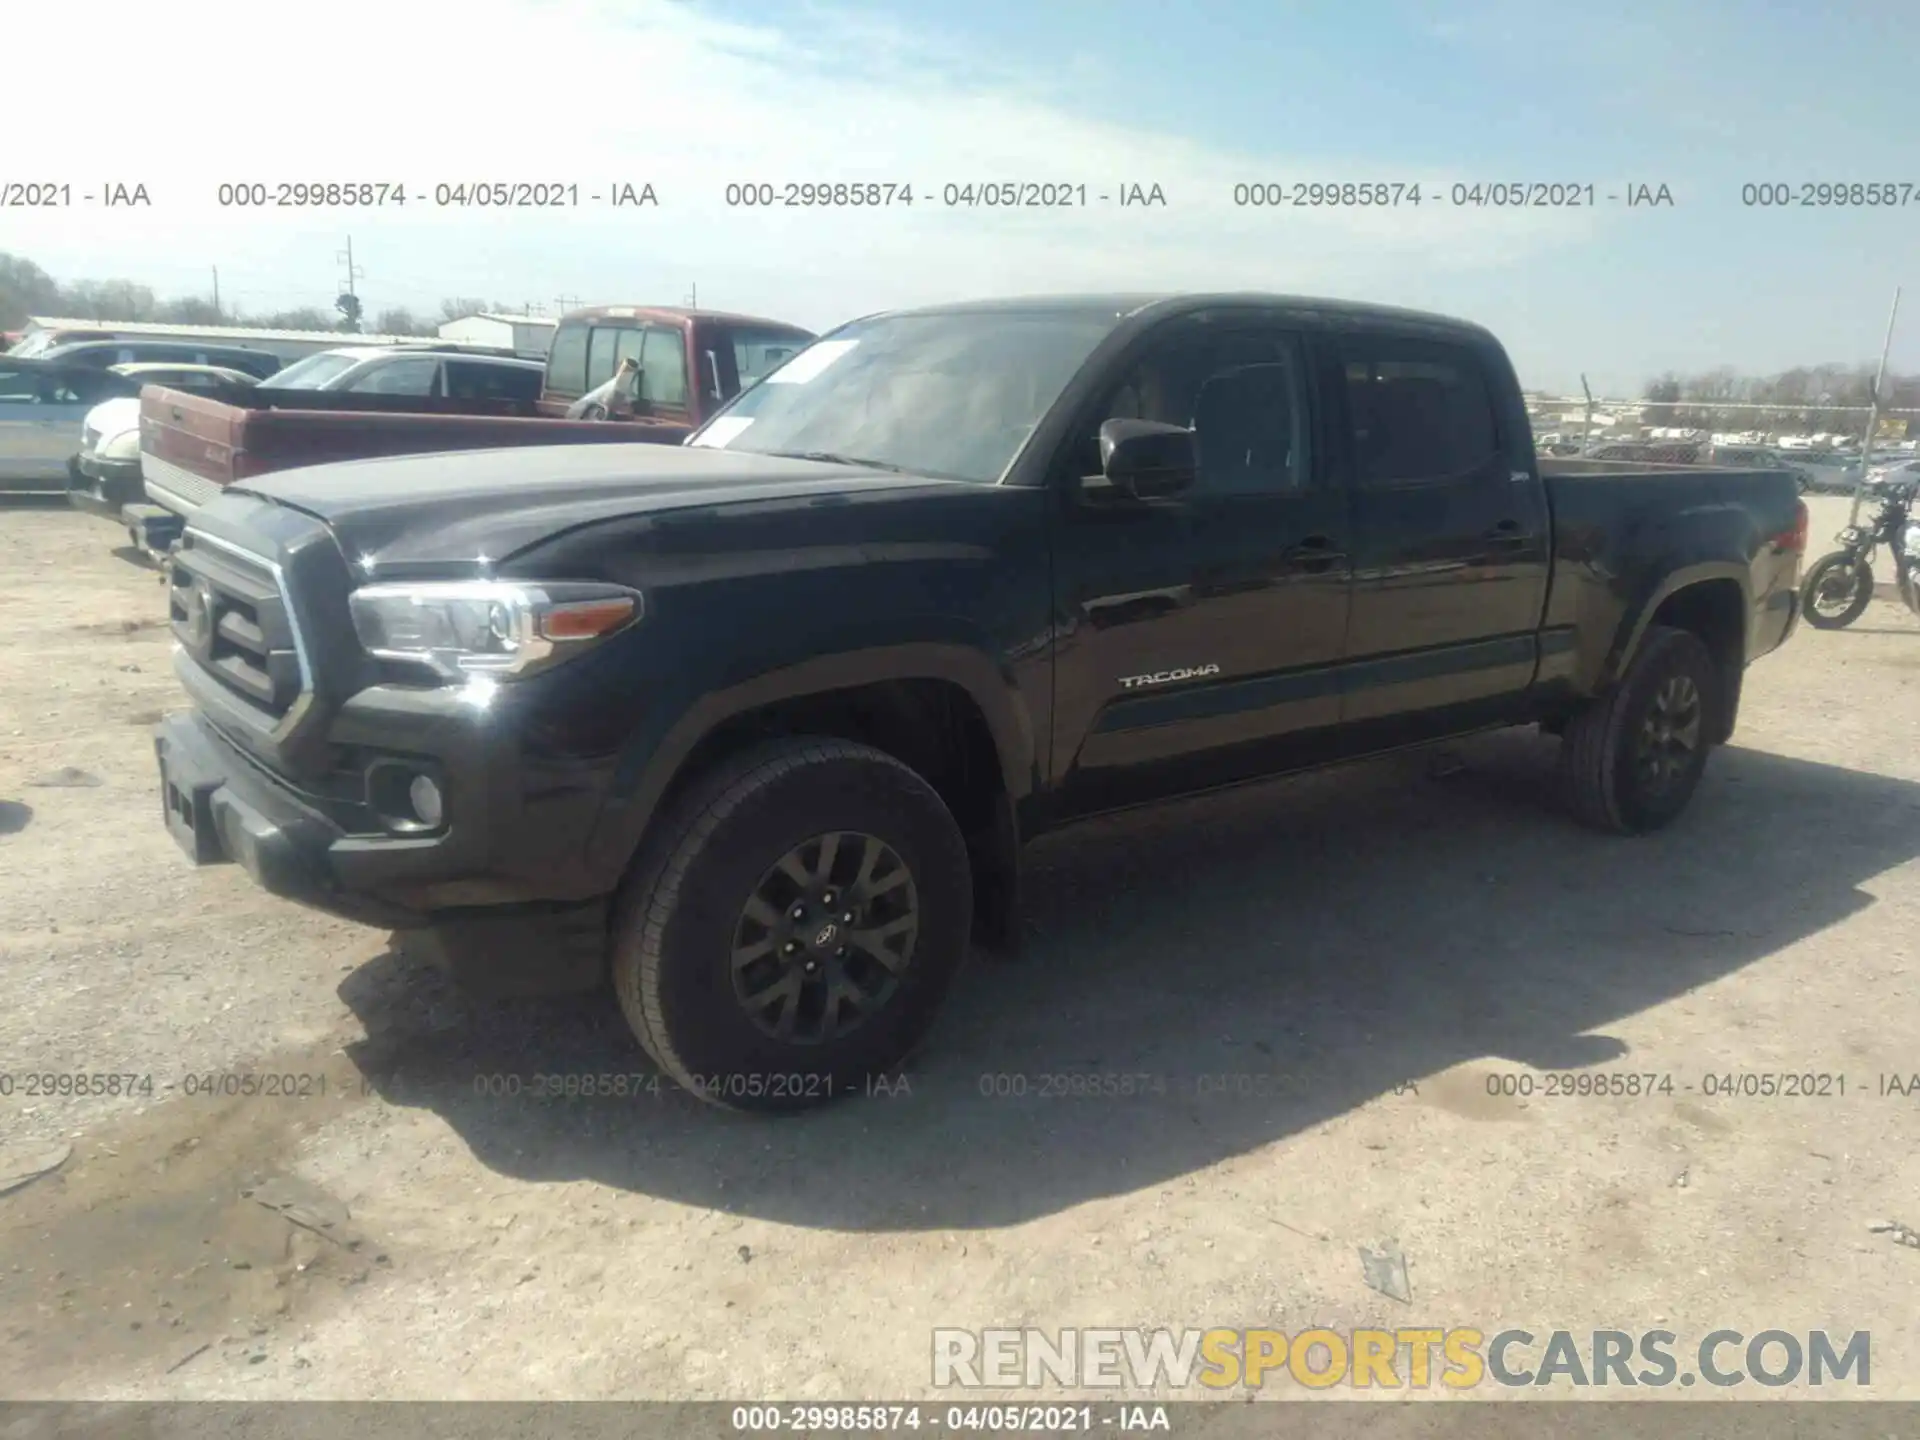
1799 474 1920 629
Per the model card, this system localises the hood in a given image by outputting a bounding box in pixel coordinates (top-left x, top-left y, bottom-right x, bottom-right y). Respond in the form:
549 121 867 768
234 441 958 567
85 396 141 438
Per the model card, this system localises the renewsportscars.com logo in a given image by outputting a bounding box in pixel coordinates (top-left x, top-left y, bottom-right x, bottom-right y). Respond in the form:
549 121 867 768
931 1327 1871 1391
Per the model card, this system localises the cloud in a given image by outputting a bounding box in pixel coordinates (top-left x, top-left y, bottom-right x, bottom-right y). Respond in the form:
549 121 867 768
8 0 1605 326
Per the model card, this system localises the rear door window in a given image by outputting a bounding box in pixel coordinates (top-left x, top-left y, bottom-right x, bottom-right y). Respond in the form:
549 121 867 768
585 325 635 391
1339 339 1501 485
347 356 442 396
445 361 542 401
545 321 589 396
639 326 689 409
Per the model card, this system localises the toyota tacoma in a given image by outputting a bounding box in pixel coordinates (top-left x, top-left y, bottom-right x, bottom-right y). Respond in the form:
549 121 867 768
153 294 1807 1110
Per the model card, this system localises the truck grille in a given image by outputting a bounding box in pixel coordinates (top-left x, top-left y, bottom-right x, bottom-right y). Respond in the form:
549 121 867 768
168 532 306 717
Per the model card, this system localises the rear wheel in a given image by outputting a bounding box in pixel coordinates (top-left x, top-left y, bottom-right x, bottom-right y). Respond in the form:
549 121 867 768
1559 625 1720 834
1801 551 1874 629
610 737 973 1111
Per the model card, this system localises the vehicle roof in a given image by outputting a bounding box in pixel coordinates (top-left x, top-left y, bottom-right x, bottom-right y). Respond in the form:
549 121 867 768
341 349 544 369
558 305 816 333
0 355 90 371
110 362 255 376
24 317 435 346
869 292 1496 337
448 312 560 328
46 337 268 353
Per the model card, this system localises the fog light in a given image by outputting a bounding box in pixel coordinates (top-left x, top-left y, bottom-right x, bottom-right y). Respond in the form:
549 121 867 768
408 774 444 828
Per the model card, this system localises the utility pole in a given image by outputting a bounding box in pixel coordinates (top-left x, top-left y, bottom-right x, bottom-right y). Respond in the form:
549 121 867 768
553 293 582 315
335 237 366 332
687 282 697 309
1850 286 1904 525
211 266 221 320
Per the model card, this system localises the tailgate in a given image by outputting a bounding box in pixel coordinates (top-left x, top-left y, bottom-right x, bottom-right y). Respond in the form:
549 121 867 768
140 386 246 509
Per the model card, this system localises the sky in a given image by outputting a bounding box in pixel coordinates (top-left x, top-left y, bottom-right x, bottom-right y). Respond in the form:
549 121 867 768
5 0 1917 395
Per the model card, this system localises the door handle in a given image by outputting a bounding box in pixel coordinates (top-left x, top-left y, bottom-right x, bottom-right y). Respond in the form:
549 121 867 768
1282 534 1348 573
1481 521 1530 550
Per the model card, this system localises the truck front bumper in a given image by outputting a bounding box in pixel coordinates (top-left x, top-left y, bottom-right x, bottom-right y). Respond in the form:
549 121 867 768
68 452 145 515
153 708 611 996
155 710 414 929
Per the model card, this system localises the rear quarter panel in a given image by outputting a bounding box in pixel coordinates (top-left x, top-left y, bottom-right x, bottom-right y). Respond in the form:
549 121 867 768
1538 464 1804 696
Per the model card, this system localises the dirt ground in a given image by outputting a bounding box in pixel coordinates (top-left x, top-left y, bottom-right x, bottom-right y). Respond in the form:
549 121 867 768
0 495 1915 1402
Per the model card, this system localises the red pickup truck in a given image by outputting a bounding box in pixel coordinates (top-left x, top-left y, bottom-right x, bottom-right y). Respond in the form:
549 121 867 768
131 306 815 555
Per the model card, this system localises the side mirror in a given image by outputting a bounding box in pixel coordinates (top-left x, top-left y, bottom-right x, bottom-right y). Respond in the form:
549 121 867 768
1083 418 1197 501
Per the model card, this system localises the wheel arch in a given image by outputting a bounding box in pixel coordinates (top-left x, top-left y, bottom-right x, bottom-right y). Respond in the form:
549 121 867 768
588 644 1034 942
1610 568 1749 743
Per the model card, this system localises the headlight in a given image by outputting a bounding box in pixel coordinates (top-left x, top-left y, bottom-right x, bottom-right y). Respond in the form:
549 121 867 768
100 429 140 461
349 580 642 681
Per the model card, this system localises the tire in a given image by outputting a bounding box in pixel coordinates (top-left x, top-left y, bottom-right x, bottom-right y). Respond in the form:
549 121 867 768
1559 624 1721 835
610 737 973 1112
1800 552 1874 629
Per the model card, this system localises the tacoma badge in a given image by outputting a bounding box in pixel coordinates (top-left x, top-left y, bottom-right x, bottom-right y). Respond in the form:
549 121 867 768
1118 664 1222 690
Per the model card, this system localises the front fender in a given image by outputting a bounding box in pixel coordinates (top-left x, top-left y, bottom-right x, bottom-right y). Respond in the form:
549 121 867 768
583 637 1038 882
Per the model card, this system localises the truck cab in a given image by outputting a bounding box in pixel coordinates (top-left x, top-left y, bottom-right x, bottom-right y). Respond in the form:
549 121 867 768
536 306 816 438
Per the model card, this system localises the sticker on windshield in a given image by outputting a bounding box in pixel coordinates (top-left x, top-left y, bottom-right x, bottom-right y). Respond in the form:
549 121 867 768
766 339 858 384
689 416 755 448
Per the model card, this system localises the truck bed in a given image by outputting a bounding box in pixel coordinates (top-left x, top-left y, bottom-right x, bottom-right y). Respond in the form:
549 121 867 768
138 386 684 512
1538 460 1806 682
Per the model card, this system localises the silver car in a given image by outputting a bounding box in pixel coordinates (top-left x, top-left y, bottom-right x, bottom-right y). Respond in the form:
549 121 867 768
0 358 139 492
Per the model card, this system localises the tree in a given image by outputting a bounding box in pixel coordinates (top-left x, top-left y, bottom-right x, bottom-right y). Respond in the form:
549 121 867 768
157 297 225 325
252 307 335 332
335 292 363 333
57 278 158 322
0 252 63 328
1640 361 1915 437
374 307 431 336
439 296 488 323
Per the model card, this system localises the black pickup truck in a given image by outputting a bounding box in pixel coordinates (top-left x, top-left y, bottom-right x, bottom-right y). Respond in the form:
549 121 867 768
153 293 1807 1111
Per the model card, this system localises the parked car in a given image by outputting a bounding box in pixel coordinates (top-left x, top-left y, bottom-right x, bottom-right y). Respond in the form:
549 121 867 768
152 292 1808 1112
67 364 261 518
38 339 285 381
1708 445 1816 493
130 309 817 554
258 347 546 399
0 358 141 491
536 306 817 433
1865 456 1920 489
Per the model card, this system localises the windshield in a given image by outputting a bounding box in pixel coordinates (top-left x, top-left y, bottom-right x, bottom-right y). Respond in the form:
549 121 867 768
690 309 1127 483
261 352 362 389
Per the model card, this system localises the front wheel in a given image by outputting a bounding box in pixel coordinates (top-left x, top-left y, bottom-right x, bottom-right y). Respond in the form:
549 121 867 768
610 737 973 1112
1801 551 1875 629
1559 624 1721 835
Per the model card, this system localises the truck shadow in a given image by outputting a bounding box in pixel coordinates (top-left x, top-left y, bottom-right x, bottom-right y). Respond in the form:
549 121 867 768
336 730 1920 1231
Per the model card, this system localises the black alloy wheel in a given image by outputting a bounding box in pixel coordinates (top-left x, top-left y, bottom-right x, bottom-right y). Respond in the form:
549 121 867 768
730 831 920 1045
1631 673 1703 803
610 736 973 1112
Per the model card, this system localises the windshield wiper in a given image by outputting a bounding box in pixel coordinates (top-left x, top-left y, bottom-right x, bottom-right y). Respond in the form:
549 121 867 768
770 450 913 474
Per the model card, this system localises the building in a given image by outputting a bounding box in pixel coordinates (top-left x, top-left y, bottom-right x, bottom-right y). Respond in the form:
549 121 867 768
436 313 557 357
10 317 431 364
